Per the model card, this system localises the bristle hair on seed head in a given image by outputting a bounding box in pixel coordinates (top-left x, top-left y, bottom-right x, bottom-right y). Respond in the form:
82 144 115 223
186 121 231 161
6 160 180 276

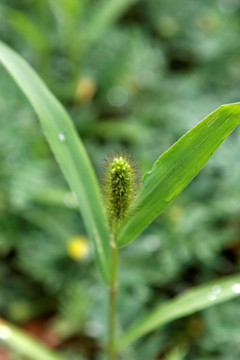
103 150 139 228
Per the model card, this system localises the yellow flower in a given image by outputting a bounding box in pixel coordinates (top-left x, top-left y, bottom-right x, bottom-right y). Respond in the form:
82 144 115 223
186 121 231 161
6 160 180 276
67 236 90 261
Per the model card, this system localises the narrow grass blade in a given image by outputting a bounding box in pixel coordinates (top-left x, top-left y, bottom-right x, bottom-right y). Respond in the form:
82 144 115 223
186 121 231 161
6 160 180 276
117 274 240 350
0 318 65 360
117 104 240 247
84 0 137 47
0 41 111 284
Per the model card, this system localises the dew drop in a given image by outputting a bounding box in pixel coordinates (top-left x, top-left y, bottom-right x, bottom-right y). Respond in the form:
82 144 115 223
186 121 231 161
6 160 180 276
58 132 66 141
0 324 11 339
207 292 217 301
212 285 222 295
232 283 240 294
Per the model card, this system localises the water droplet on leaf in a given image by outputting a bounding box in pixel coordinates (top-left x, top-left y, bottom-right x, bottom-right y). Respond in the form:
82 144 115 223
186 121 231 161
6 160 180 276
207 292 217 301
212 285 222 295
0 324 11 339
232 283 240 294
58 133 66 141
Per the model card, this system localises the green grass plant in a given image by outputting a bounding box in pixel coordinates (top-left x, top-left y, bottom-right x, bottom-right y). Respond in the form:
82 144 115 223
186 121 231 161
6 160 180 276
0 41 240 360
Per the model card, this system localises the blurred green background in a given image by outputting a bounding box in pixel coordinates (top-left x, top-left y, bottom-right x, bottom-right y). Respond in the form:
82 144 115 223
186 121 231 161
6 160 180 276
0 0 240 359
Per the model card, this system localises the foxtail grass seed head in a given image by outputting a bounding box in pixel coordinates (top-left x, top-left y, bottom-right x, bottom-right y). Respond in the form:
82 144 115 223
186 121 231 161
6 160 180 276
103 152 138 226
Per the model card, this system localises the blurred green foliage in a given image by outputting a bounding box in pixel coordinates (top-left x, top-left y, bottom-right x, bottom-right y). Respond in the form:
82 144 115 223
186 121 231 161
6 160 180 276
0 0 240 359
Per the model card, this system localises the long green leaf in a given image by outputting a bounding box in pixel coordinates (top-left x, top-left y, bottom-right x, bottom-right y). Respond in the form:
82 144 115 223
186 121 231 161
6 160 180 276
117 274 240 350
117 104 240 247
0 41 111 284
0 318 65 360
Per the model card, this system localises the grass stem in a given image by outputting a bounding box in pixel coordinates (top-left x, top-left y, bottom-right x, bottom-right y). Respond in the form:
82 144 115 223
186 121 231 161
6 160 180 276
107 231 119 359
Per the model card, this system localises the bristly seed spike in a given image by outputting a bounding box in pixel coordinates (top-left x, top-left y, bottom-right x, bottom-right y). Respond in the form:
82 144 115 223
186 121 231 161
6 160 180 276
103 151 139 229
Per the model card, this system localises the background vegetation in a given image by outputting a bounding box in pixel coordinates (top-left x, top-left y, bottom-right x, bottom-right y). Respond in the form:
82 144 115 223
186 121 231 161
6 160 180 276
0 0 240 359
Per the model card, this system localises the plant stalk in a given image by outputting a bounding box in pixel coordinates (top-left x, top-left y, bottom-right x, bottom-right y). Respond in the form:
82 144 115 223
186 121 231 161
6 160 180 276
107 231 119 360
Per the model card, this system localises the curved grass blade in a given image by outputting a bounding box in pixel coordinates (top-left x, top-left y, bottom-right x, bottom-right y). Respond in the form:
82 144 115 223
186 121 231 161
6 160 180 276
0 41 111 284
117 104 240 247
0 318 65 360
117 274 240 350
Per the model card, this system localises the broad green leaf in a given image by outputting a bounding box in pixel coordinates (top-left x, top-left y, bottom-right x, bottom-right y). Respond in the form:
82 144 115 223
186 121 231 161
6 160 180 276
0 318 65 360
117 104 240 247
117 274 240 350
0 41 111 284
